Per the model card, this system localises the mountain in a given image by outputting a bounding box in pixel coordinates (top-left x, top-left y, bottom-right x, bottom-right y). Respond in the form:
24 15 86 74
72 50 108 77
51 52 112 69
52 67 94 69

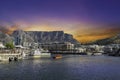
0 31 13 44
12 30 79 45
92 34 120 45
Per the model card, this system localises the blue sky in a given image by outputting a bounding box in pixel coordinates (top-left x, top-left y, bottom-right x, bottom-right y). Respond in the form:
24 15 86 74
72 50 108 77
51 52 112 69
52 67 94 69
0 0 120 43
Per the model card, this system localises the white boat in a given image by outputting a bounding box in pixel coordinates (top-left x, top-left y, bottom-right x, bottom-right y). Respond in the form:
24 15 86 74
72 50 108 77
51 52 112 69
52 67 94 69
87 52 93 55
93 52 102 56
87 52 103 56
29 49 51 58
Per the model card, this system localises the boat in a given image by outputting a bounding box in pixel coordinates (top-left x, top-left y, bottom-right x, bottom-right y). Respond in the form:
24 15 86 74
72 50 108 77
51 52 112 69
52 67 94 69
29 49 41 58
29 49 51 58
53 54 62 59
93 52 102 56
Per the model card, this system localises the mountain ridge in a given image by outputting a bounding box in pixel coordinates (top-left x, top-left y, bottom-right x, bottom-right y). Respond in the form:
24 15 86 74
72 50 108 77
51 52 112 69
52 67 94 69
90 34 120 45
11 30 80 45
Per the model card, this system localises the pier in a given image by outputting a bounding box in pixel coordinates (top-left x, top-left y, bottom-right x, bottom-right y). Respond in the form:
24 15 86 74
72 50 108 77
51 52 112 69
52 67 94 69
0 53 22 61
0 48 24 62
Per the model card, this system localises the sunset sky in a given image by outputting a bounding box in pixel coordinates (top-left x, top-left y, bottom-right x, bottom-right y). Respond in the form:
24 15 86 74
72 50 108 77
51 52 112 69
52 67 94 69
0 0 120 43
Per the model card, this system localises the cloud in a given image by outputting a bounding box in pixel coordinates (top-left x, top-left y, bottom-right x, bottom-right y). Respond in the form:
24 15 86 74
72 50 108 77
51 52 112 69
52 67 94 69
0 24 23 34
74 26 120 43
0 25 9 33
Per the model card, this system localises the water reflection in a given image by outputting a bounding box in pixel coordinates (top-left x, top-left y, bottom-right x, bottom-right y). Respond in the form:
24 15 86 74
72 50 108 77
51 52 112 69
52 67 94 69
0 55 120 80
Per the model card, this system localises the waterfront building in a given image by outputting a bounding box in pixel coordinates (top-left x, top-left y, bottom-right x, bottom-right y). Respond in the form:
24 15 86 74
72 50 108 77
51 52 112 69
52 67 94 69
39 42 74 51
75 47 86 53
79 45 105 53
23 42 32 47
103 44 120 54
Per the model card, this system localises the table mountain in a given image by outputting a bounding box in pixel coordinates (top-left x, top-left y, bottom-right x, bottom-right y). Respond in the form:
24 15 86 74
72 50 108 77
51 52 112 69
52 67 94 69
0 31 13 44
12 30 79 45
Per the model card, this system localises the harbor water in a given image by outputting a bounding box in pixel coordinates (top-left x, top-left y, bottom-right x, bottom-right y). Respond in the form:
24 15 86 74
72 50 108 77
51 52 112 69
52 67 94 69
0 55 120 80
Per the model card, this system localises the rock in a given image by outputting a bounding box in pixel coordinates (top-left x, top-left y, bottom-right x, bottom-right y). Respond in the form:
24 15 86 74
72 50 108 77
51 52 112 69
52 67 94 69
92 33 120 45
12 30 34 45
11 30 79 45
0 31 13 44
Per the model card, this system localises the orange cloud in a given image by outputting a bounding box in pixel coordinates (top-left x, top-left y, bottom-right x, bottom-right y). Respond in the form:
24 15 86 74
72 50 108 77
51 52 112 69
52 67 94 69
0 24 21 34
74 27 120 43
24 23 76 34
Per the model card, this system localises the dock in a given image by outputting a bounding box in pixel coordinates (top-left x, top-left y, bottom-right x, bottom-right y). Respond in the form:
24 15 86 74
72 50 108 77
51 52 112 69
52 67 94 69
0 53 22 62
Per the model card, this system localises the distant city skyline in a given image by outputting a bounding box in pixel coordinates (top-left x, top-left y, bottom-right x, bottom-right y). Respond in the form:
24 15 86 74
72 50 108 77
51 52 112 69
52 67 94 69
0 0 120 43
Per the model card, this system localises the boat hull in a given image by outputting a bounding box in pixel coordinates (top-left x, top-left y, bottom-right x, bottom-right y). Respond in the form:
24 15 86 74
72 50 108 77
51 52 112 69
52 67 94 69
28 53 51 59
53 54 62 59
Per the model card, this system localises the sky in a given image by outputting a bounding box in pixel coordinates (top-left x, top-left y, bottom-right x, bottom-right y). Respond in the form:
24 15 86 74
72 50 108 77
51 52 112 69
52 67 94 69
0 0 120 43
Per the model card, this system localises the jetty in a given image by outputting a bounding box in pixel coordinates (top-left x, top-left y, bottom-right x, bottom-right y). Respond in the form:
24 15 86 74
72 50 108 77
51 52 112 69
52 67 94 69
0 47 25 62
0 53 22 61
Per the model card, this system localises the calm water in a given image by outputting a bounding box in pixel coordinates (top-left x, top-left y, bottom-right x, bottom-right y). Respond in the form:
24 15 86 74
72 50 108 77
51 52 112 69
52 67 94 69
0 55 120 80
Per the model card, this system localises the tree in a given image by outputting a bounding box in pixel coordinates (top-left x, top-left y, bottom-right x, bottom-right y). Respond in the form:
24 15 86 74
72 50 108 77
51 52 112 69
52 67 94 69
5 42 15 49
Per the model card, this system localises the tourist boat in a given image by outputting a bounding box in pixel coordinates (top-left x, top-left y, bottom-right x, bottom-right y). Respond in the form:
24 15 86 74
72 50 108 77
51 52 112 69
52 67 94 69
53 54 62 59
94 52 103 56
29 49 51 58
